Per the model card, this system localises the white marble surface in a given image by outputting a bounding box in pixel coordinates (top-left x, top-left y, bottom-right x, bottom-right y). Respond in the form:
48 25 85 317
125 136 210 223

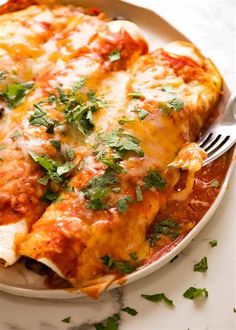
0 1 235 329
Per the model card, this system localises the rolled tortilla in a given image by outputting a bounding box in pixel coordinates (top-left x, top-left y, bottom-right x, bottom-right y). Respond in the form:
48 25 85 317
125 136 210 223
0 3 147 266
20 42 222 294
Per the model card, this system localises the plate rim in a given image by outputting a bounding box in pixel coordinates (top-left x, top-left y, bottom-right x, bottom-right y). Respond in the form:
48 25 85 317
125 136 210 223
0 0 234 299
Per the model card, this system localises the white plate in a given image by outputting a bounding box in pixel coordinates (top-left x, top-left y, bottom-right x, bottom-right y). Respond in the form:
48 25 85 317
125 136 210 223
0 0 234 299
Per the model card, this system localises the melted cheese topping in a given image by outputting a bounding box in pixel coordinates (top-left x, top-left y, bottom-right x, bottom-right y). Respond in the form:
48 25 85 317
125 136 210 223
0 3 223 292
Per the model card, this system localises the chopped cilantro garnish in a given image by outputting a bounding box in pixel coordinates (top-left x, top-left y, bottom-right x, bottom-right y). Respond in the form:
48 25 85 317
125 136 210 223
100 156 125 173
141 293 174 306
159 97 184 115
193 256 208 272
99 129 144 158
135 184 143 202
101 255 138 274
143 170 167 191
118 116 134 125
116 195 134 213
10 130 21 140
129 252 138 261
108 50 121 62
132 106 149 120
115 260 137 273
209 240 217 247
29 151 75 195
210 179 220 188
29 103 58 134
47 94 57 104
64 89 106 135
100 255 116 269
148 219 180 246
50 140 61 151
81 168 120 210
72 77 87 91
0 70 7 81
128 92 143 99
183 287 208 300
42 189 59 202
61 317 71 323
94 313 120 330
0 81 35 107
121 307 138 316
0 144 6 150
65 147 75 161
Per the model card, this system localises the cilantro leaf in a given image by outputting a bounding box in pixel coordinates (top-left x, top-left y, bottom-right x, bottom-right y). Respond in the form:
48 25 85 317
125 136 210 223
116 195 134 213
141 293 174 306
121 307 138 316
42 189 59 202
210 179 220 188
94 313 120 330
65 147 75 161
209 240 217 247
183 287 208 300
115 260 137 274
159 96 184 115
129 252 138 261
29 103 58 134
128 92 143 99
1 82 35 107
57 162 75 176
50 140 61 151
10 130 21 140
64 90 105 135
135 185 143 202
148 219 180 246
118 116 134 125
132 106 149 120
100 156 125 173
0 70 7 81
100 255 116 269
101 129 144 158
29 151 75 194
193 256 208 272
101 255 138 274
61 317 71 323
82 168 120 210
108 50 121 62
143 170 167 191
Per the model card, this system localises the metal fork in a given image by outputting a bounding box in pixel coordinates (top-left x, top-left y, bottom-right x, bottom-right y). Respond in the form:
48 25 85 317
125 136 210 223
198 95 236 165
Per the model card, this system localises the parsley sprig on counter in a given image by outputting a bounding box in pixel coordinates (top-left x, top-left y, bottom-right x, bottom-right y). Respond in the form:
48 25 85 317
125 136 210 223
141 293 174 307
193 256 208 272
94 313 120 330
183 287 208 300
